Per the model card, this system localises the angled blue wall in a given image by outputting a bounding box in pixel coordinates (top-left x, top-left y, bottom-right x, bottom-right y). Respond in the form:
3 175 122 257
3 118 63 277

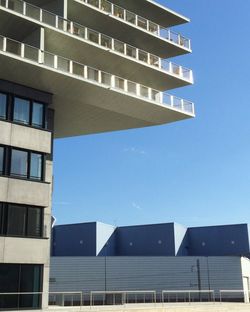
52 222 96 256
116 223 175 256
188 224 250 256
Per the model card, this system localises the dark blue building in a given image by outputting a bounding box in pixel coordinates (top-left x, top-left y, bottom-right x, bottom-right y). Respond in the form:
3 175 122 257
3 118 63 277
52 222 250 258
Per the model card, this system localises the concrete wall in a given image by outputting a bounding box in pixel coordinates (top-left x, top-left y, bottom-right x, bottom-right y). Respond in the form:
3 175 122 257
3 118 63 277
0 80 53 309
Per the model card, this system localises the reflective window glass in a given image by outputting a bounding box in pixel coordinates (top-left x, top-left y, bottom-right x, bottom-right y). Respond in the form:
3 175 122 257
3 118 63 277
30 153 42 180
7 205 26 236
11 149 28 178
14 97 30 125
0 147 4 174
27 207 42 237
0 93 7 119
32 102 44 128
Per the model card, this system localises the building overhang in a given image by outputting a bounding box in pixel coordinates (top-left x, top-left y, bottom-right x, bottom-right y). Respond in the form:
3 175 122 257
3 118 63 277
0 52 194 138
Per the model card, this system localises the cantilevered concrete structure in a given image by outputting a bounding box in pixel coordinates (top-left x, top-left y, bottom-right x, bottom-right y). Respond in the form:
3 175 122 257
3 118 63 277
0 0 194 310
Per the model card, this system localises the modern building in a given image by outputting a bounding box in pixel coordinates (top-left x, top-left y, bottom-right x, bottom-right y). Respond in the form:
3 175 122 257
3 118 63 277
0 0 194 310
50 256 250 303
52 222 250 258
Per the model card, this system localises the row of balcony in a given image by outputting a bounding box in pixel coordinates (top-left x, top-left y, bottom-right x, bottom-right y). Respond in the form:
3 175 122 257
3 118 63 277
80 0 191 50
0 0 193 83
0 35 194 115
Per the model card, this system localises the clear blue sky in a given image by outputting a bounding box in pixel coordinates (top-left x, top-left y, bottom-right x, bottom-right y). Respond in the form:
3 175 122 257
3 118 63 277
52 0 250 227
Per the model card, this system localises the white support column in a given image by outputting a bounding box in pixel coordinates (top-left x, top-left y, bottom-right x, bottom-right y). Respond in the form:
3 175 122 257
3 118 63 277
111 75 115 88
5 0 9 9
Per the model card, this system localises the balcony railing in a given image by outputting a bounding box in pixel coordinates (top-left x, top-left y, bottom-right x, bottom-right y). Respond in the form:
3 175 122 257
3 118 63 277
0 0 193 83
79 0 191 50
0 35 195 115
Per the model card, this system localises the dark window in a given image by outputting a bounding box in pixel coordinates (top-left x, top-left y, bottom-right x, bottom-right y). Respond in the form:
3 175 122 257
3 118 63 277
0 264 42 310
7 205 26 236
10 149 28 178
32 102 44 128
0 147 4 175
0 93 7 119
13 97 30 125
0 203 43 238
30 152 43 180
27 207 42 237
0 203 3 235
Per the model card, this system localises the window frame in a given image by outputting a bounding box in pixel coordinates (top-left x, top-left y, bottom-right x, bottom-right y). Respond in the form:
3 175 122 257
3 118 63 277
0 202 44 239
0 145 45 182
0 92 8 120
0 89 49 130
12 95 46 129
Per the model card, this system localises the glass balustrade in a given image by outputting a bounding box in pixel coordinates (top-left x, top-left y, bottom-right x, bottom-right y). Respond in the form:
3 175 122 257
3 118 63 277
0 35 194 115
80 0 191 49
0 0 193 82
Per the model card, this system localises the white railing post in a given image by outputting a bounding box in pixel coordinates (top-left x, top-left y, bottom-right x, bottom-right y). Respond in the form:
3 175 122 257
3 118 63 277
158 57 162 69
181 99 184 111
38 50 44 64
124 80 128 92
21 43 25 58
54 55 58 69
179 66 183 78
70 21 73 34
3 37 7 52
169 62 172 74
84 66 88 79
98 33 101 45
5 0 9 9
55 16 59 28
98 70 102 84
23 1 26 15
111 75 115 88
111 3 114 15
39 8 42 22
136 84 140 97
69 60 73 74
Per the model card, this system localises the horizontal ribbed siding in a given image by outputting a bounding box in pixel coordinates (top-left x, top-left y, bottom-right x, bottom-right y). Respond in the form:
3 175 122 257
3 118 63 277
50 256 245 298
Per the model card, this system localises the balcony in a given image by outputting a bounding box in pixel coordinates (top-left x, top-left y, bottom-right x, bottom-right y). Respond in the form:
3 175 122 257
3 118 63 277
107 0 190 28
0 0 193 90
0 35 194 137
68 0 191 58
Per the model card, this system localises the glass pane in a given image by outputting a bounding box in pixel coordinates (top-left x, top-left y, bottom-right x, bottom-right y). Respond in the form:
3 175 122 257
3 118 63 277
30 153 42 180
14 97 30 125
0 147 4 175
7 205 26 236
0 264 19 309
27 208 42 237
0 93 7 119
32 102 44 128
0 203 3 235
19 265 42 309
11 149 28 178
